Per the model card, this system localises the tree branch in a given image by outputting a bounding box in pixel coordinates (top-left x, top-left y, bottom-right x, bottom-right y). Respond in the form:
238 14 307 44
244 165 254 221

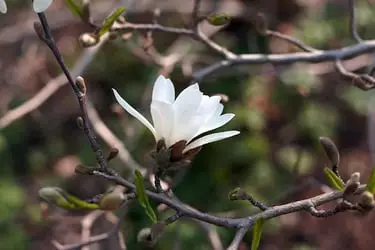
91 170 366 229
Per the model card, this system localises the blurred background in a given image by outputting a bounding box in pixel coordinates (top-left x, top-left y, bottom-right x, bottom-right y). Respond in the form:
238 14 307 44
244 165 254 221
1 0 375 249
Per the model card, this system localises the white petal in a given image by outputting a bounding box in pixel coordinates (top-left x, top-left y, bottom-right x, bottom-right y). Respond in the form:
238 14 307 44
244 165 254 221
151 100 174 145
173 84 202 114
0 0 7 14
33 0 53 13
152 75 175 104
172 115 203 144
195 113 235 137
170 84 203 143
213 103 224 117
113 89 158 140
197 95 221 117
182 131 240 153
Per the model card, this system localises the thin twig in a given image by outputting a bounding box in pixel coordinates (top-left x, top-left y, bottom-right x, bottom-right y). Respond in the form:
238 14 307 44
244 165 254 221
226 227 249 250
335 59 375 90
196 221 224 250
86 101 143 171
36 13 108 170
91 170 366 229
265 30 319 52
0 37 107 129
243 193 269 211
192 0 202 27
81 210 105 250
349 0 362 43
193 40 375 81
52 205 127 250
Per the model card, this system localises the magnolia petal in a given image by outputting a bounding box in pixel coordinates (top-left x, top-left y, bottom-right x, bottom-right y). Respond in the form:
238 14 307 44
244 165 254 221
182 130 240 153
173 84 202 116
152 75 175 104
197 95 221 118
174 115 204 145
151 100 174 145
171 84 203 143
113 89 158 140
33 0 53 13
213 103 224 117
0 0 6 14
194 113 235 139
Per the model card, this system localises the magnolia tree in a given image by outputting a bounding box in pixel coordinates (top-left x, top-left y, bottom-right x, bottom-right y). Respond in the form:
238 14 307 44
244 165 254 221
3 0 375 249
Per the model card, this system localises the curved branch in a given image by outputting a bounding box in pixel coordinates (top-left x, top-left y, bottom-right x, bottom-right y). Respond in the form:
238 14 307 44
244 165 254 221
93 171 366 229
0 36 107 129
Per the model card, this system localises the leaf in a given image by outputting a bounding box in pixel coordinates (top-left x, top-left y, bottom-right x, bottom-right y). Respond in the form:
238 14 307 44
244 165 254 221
65 193 99 209
65 0 83 18
135 170 157 223
97 7 126 37
39 187 99 210
324 167 345 191
366 168 375 193
206 13 231 26
251 217 265 250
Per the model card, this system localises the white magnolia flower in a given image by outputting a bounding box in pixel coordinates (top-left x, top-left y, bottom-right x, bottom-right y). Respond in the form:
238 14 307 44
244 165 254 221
113 75 239 154
0 0 53 14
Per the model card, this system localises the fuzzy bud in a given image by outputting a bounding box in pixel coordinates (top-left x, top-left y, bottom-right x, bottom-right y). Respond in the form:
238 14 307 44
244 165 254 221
137 223 165 247
137 228 153 246
228 187 247 201
343 172 360 198
319 137 340 168
99 186 126 211
214 93 229 104
358 191 375 211
107 148 119 161
75 76 87 96
76 116 84 130
78 33 99 47
75 164 93 175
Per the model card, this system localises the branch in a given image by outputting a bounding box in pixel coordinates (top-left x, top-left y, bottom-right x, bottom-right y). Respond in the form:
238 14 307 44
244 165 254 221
193 40 375 81
35 13 108 170
265 30 319 53
52 205 127 250
0 37 107 129
349 0 362 43
92 170 366 229
226 227 249 250
85 101 143 171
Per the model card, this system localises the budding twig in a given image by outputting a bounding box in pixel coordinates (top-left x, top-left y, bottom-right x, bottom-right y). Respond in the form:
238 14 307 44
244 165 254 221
35 13 108 170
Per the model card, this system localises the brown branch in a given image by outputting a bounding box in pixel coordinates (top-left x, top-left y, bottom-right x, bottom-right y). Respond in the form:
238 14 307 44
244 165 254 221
193 40 375 81
265 30 319 53
36 13 109 170
226 227 249 250
0 37 107 129
349 0 362 43
52 205 127 250
335 59 375 90
86 101 143 171
92 170 367 229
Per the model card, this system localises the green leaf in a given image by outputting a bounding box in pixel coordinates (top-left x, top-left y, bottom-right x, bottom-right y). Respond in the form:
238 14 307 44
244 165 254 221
65 0 83 18
366 168 375 193
39 187 99 210
206 13 231 26
324 167 345 191
98 7 126 37
135 170 157 223
251 217 265 250
65 193 99 209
